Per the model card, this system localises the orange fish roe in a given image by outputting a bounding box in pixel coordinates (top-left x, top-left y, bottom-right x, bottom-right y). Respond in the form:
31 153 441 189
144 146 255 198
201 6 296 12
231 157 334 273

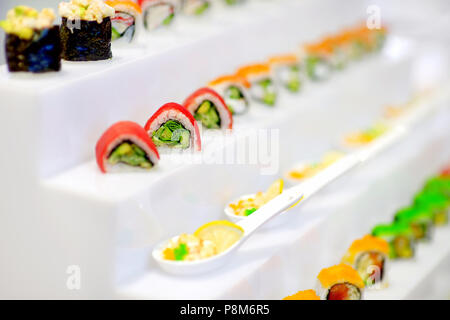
236 63 271 78
268 54 299 66
317 263 365 289
283 289 321 300
209 74 251 88
342 235 389 265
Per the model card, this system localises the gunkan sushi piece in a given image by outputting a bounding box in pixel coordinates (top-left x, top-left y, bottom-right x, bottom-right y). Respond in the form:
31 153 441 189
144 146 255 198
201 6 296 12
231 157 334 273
144 102 201 150
371 223 415 259
0 6 61 73
96 121 160 173
183 87 233 130
59 0 115 61
138 0 180 31
341 235 389 288
208 75 250 115
236 63 277 106
316 264 364 300
182 0 210 15
268 54 302 93
283 289 320 300
394 207 434 241
105 0 142 43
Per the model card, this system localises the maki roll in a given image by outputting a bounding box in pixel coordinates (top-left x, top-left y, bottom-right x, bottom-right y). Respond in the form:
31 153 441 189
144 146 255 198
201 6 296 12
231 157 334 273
183 87 233 130
268 54 301 93
138 0 180 31
0 6 61 73
59 0 115 61
394 207 434 241
414 191 449 226
341 235 389 288
371 223 415 259
316 264 364 300
283 289 320 300
144 102 201 150
301 42 332 81
236 64 277 106
96 121 160 173
105 0 142 43
182 0 210 15
208 75 250 115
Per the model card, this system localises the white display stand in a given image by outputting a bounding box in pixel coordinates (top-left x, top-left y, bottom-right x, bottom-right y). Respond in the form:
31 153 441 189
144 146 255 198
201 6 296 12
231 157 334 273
0 0 449 299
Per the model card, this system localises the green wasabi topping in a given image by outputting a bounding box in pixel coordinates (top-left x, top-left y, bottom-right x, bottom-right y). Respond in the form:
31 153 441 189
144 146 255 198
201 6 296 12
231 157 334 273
394 207 433 241
108 142 152 169
195 2 210 15
194 101 220 129
244 208 257 216
152 120 191 149
259 79 276 106
286 65 301 92
372 223 414 259
173 243 188 261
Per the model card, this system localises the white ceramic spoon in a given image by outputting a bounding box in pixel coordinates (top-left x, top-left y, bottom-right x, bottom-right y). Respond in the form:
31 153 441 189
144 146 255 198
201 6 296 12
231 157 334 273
152 189 304 275
153 154 360 275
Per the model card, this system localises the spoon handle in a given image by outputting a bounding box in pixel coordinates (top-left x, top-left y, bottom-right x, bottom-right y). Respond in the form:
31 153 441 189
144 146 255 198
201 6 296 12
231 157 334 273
237 191 304 236
289 154 360 200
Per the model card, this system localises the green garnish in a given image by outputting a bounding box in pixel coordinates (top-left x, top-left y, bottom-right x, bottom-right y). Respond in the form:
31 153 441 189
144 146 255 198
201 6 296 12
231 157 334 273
194 101 220 129
195 2 210 15
259 79 277 106
287 66 301 92
225 0 238 5
152 120 190 149
227 86 243 100
162 13 174 25
244 208 257 216
111 27 121 40
108 142 152 169
173 243 189 261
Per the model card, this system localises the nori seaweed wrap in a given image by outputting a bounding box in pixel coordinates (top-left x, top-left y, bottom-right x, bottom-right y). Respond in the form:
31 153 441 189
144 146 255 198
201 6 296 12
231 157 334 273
5 26 61 73
60 17 112 61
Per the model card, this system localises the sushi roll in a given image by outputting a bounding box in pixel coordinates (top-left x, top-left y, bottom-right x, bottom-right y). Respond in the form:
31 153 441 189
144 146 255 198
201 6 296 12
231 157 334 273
105 0 142 43
268 54 302 93
371 223 415 259
394 207 434 242
208 75 250 115
182 0 211 15
183 87 233 130
95 121 160 173
138 0 180 31
0 6 61 73
301 42 332 81
316 264 364 300
144 102 201 150
341 235 389 288
414 191 449 226
59 0 115 61
283 289 320 300
236 64 277 106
